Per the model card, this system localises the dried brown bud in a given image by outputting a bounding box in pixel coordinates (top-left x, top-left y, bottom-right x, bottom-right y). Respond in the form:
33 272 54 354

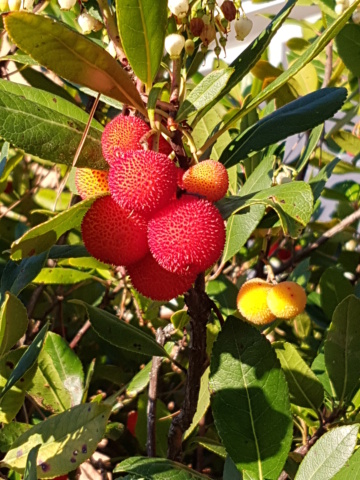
200 23 216 46
221 0 237 21
190 17 205 37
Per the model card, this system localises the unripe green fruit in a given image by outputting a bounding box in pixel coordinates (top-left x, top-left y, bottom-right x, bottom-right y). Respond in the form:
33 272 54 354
185 38 195 56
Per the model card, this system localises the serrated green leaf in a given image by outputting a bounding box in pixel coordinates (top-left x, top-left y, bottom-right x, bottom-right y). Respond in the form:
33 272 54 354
0 323 48 400
4 12 146 114
116 0 167 88
73 301 170 358
23 444 41 480
177 68 234 123
0 79 106 169
114 456 212 479
220 88 347 167
27 332 84 413
221 153 273 263
320 267 353 320
325 295 360 403
295 425 359 480
33 267 94 285
0 293 28 357
333 446 360 479
184 368 210 440
335 24 360 77
10 197 97 261
273 342 324 410
210 317 292 480
218 181 313 238
1 402 111 477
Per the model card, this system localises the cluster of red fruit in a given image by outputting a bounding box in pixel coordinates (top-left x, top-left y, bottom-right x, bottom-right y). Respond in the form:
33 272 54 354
75 115 229 301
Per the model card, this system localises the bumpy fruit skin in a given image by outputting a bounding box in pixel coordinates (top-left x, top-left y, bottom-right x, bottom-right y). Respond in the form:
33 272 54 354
127 253 196 301
236 278 276 325
101 116 172 165
108 150 178 217
75 168 109 199
267 281 306 319
148 197 226 275
180 160 229 202
81 195 149 266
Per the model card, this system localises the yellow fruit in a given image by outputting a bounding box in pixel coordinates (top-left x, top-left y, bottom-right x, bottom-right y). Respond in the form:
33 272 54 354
267 281 306 319
236 278 276 325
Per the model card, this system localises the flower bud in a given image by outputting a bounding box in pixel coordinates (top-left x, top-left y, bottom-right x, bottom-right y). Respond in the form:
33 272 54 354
58 0 76 10
0 0 8 11
22 0 34 9
168 0 189 18
78 12 102 34
221 0 237 21
200 23 216 46
8 0 20 10
352 8 360 23
275 171 292 185
185 38 195 56
190 17 204 36
234 16 253 41
165 33 185 58
334 3 344 14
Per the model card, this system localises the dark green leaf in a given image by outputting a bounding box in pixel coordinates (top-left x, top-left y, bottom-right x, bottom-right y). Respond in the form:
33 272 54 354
10 197 97 261
116 0 167 88
27 332 84 413
177 68 234 123
0 79 106 169
210 317 292 479
23 444 41 480
296 124 323 172
192 437 226 458
4 12 145 114
273 342 324 410
220 88 347 167
48 245 90 260
33 267 94 285
294 425 359 480
0 322 48 400
206 276 238 316
336 24 360 77
224 456 243 480
311 347 334 397
72 301 170 358
184 368 210 439
0 293 28 357
324 295 360 403
0 141 9 177
114 456 212 479
1 402 111 477
308 158 340 202
320 267 353 320
0 423 31 452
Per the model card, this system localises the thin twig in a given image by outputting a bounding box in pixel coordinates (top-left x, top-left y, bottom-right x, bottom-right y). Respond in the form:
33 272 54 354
69 319 91 349
97 0 128 67
321 42 333 89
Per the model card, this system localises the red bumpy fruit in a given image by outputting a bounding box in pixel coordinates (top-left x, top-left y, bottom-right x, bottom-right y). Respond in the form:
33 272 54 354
148 196 226 275
127 253 196 301
75 168 109 199
81 195 149 266
180 160 229 202
108 150 178 217
101 115 172 165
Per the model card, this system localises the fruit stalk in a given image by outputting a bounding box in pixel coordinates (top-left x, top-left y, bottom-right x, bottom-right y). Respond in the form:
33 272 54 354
167 273 213 460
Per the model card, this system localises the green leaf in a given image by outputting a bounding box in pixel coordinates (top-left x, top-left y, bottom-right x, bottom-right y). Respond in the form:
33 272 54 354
194 0 297 123
114 456 212 479
218 181 313 238
220 88 347 167
33 267 94 285
221 153 274 263
224 456 243 480
333 446 360 479
1 253 48 300
0 322 48 400
0 79 106 169
336 24 360 77
177 68 234 123
210 317 292 480
311 347 334 397
10 197 97 261
206 276 238 316
294 425 359 480
1 402 111 477
0 141 9 177
4 12 145 115
23 444 41 480
308 158 340 202
296 124 323 172
72 301 170 358
0 293 28 357
116 0 167 88
324 295 360 403
27 332 84 413
184 367 210 440
0 423 32 452
273 342 324 410
320 267 353 320
332 129 360 156
192 437 227 458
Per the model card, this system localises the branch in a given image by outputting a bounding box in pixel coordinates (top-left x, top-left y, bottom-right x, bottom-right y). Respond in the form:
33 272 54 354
274 208 360 275
97 0 128 67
